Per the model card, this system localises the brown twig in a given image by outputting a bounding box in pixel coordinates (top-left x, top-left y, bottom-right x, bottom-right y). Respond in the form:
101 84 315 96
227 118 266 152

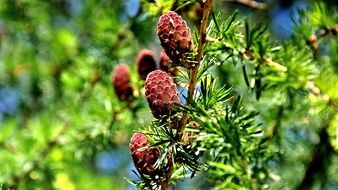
158 1 214 189
306 81 338 112
306 25 338 51
160 168 172 190
180 0 214 128
221 0 268 10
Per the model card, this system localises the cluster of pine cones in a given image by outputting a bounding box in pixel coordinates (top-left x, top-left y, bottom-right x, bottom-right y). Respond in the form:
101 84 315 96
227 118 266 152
112 11 194 179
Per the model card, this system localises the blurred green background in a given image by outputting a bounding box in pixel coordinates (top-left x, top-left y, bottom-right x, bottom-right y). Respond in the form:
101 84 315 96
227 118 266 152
0 0 337 189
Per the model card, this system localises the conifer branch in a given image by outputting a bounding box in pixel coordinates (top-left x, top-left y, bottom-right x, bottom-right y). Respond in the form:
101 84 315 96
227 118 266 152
306 81 338 111
181 0 213 127
209 35 337 112
306 25 338 51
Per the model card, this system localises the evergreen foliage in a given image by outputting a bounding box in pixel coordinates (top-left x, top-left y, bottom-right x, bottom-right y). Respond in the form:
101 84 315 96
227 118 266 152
0 0 337 189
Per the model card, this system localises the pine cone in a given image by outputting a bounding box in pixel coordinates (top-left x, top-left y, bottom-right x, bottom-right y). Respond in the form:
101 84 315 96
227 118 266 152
182 121 199 146
112 64 133 101
136 49 157 80
157 11 193 62
160 50 176 76
130 132 161 176
145 70 180 119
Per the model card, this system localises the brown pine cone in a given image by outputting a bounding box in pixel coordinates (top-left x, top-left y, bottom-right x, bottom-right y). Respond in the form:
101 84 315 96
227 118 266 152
112 64 133 101
145 70 180 119
136 49 157 80
130 132 161 176
157 11 193 63
160 50 176 76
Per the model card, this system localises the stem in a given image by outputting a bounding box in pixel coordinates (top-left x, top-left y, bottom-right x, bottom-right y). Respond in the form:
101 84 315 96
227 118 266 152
306 81 338 111
160 170 172 190
181 0 213 127
306 25 338 52
163 1 214 189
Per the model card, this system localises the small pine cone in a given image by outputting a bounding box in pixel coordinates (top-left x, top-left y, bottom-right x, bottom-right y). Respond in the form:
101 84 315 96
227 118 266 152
130 132 161 176
145 70 180 119
136 49 157 80
112 64 133 101
160 50 176 76
182 121 199 146
308 34 318 50
157 11 193 62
